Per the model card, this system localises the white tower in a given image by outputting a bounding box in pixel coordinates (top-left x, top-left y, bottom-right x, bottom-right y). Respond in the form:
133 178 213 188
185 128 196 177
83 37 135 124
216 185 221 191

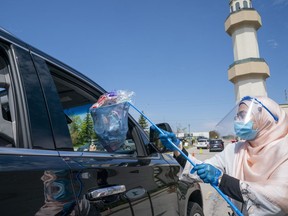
225 0 270 101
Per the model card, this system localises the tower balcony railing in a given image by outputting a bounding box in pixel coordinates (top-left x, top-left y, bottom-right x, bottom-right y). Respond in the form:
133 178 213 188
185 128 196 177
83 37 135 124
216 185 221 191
225 8 256 22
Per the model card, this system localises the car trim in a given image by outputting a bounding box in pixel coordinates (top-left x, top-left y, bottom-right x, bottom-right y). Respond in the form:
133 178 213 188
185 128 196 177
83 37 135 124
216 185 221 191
59 151 162 160
0 147 59 156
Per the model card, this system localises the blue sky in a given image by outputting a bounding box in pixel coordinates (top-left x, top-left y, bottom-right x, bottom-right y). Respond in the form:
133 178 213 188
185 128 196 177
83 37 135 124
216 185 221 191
1 1 287 133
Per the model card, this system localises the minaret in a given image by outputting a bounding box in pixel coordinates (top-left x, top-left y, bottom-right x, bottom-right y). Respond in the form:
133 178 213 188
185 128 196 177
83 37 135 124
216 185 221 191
225 0 270 101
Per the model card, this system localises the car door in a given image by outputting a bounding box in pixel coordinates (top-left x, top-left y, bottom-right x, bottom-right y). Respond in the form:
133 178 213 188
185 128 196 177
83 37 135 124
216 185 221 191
60 150 181 216
33 54 180 215
0 41 79 215
32 55 152 215
0 150 79 216
60 151 155 216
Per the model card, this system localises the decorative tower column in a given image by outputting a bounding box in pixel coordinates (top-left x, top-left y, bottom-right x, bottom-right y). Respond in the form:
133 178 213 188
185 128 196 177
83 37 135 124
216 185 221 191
225 0 270 101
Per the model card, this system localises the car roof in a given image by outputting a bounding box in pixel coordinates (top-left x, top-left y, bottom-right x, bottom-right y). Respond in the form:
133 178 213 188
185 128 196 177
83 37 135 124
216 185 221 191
0 27 105 94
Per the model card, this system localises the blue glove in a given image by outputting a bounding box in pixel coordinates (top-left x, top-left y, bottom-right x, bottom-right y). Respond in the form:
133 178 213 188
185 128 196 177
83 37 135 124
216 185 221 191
191 163 222 186
158 130 180 151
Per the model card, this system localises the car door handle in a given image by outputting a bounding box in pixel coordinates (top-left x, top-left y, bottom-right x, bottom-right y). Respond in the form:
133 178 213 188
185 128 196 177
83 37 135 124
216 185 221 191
86 185 126 200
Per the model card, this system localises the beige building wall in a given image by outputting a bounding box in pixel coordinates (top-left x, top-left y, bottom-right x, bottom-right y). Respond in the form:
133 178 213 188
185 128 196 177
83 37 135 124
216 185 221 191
232 27 260 60
228 60 270 101
234 77 268 100
280 104 288 115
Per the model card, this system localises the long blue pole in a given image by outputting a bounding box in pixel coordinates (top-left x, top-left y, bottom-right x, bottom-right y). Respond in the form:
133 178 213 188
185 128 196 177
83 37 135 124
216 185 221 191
129 102 243 216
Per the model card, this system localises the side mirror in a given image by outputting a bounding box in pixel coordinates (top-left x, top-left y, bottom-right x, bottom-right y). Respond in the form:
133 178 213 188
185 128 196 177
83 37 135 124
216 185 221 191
149 123 173 153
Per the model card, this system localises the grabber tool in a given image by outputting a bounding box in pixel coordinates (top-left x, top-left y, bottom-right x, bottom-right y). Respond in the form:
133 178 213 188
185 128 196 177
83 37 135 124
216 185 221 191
129 102 244 216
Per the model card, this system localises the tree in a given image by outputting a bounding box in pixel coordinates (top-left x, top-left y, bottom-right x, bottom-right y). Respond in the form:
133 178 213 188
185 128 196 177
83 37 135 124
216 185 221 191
79 113 97 145
209 130 219 139
138 111 148 130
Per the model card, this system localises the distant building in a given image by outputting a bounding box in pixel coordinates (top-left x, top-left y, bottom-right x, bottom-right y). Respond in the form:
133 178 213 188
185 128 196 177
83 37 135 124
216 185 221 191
192 132 210 139
176 132 185 138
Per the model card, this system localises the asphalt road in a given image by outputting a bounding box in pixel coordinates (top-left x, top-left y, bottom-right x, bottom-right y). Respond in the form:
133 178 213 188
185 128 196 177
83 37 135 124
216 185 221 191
185 145 233 216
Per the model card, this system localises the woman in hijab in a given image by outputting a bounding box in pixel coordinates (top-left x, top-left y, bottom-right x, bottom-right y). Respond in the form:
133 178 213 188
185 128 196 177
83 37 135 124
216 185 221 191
160 96 288 216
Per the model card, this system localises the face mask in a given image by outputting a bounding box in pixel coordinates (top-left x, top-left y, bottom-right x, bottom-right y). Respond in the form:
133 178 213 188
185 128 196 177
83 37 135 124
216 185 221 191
234 121 258 140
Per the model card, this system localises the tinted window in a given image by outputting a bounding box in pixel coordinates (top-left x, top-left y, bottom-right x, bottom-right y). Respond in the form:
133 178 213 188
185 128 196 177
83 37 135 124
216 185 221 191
0 47 15 147
15 47 55 149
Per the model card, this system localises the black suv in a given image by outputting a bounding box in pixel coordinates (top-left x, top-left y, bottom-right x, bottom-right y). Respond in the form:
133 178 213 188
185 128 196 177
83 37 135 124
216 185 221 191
209 139 224 152
0 28 203 216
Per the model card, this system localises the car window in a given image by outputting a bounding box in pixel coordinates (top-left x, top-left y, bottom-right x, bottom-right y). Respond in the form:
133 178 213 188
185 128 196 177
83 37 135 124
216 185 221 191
0 47 16 148
47 64 137 154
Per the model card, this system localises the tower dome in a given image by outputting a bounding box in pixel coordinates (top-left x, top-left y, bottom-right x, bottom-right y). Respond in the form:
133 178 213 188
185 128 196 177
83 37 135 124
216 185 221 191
229 0 252 13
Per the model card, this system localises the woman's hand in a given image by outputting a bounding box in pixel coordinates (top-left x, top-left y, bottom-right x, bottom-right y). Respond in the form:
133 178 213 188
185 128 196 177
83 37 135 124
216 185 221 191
191 163 222 186
159 131 180 151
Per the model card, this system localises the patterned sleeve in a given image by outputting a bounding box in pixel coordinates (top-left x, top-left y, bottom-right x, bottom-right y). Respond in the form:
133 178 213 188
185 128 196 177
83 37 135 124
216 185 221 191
238 181 283 215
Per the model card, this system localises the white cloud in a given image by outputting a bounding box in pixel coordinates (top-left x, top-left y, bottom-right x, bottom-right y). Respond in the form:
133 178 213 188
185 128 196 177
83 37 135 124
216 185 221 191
267 39 279 48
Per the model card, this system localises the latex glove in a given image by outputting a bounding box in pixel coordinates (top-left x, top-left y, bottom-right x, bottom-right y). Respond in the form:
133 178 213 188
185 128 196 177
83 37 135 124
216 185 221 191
158 130 180 151
191 163 222 186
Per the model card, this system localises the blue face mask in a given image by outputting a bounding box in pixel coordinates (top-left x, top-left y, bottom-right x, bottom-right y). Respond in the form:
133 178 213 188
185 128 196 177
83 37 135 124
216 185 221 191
234 121 258 140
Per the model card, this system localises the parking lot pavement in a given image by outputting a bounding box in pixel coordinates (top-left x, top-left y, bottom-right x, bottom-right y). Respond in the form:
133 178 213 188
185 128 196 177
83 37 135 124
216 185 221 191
186 146 232 216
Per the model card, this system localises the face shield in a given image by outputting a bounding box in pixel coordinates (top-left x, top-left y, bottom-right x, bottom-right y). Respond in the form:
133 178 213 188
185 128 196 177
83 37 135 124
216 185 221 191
215 96 278 141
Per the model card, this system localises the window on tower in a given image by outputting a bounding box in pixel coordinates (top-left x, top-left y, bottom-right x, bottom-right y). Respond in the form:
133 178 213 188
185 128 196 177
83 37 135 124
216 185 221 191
236 2 240 11
243 1 248 8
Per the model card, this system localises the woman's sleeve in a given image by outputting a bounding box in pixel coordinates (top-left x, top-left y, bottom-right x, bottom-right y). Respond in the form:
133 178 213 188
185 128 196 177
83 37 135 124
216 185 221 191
206 145 244 202
174 147 189 168
219 174 243 202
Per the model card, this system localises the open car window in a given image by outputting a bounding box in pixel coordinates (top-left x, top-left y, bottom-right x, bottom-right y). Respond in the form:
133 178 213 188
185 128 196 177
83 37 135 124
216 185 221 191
48 64 136 154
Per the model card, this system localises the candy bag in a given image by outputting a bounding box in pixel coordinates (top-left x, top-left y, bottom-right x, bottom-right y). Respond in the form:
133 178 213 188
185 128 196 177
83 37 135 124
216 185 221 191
90 90 134 152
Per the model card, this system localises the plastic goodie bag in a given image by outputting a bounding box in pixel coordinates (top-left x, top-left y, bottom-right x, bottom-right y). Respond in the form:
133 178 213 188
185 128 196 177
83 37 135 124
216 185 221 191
90 90 134 152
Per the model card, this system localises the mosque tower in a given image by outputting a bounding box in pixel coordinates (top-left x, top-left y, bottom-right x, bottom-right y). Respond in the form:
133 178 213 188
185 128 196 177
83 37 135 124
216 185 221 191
225 0 270 101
